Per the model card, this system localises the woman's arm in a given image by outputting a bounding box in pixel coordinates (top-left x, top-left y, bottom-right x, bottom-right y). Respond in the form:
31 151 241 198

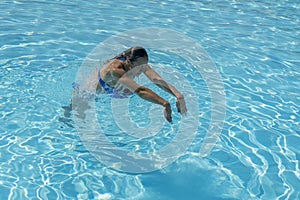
144 65 182 98
118 75 172 122
144 65 187 115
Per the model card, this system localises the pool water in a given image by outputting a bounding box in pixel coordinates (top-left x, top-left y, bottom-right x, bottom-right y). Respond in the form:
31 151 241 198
1 0 299 200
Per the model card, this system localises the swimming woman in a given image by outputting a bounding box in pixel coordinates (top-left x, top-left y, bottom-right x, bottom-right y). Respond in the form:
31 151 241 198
74 46 187 122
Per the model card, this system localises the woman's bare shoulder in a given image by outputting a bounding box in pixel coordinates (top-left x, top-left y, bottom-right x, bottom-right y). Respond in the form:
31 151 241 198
101 59 126 79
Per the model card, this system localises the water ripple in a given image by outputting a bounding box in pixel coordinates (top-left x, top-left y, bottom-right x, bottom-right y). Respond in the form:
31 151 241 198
0 0 299 199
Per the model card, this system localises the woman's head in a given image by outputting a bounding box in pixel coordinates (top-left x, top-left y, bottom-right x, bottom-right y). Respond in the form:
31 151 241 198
123 46 148 66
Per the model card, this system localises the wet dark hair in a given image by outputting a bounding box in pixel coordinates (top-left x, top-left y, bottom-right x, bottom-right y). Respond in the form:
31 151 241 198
115 46 148 63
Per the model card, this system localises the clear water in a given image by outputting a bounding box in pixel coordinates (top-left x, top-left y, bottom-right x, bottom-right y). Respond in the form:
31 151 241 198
1 0 299 199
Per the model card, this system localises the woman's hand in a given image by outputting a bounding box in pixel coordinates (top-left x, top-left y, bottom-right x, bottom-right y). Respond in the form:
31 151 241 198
163 102 172 122
176 96 187 115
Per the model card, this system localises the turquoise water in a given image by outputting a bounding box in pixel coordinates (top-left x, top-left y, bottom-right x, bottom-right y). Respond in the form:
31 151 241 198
1 0 299 199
